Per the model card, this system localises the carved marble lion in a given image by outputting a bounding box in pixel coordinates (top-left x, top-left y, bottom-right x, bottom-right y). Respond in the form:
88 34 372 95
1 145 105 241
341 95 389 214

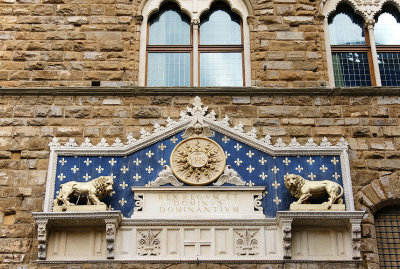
54 176 114 209
284 174 343 209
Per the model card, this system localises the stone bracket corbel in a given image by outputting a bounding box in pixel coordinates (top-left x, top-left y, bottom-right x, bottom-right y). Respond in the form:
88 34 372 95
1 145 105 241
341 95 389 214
279 217 293 259
37 219 49 260
105 218 119 259
350 219 362 260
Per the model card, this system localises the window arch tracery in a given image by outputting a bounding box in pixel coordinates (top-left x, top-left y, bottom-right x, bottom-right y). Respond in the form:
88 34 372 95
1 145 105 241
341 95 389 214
138 0 252 87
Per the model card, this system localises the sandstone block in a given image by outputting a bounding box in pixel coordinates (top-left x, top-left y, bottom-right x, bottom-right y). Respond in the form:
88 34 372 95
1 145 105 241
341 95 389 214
14 106 34 117
133 106 161 118
65 106 91 118
258 106 288 117
56 126 83 136
100 41 124 51
367 159 400 170
232 96 250 104
0 239 31 253
263 61 292 70
276 31 304 40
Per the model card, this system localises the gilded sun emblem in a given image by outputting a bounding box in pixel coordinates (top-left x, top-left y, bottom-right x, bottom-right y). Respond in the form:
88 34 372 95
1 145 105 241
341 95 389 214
170 137 226 185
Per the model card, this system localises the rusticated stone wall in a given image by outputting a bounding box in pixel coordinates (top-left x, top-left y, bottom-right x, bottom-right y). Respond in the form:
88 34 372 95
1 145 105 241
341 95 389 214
0 93 399 268
0 0 326 87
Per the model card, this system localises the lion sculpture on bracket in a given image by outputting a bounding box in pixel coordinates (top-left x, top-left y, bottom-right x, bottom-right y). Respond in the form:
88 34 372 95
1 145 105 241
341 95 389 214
284 174 345 211
54 176 114 212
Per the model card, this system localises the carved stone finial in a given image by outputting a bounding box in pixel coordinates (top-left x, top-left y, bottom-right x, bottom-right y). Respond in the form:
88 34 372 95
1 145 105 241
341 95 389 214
182 97 213 138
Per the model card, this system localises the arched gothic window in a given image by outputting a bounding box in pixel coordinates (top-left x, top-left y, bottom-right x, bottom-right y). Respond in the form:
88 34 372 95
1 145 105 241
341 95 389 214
328 4 374 87
147 3 192 86
375 206 400 268
375 5 400 86
139 0 252 87
199 3 244 86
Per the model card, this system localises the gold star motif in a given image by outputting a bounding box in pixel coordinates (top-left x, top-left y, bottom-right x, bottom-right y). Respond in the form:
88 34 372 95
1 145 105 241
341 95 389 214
320 165 328 173
234 158 242 166
120 181 128 190
283 157 291 166
120 165 129 174
158 143 166 151
133 158 142 166
109 158 117 166
146 150 154 158
133 173 141 182
246 165 255 173
307 157 315 165
71 165 79 174
119 198 127 206
259 172 267 180
84 158 92 166
59 158 67 166
222 136 230 143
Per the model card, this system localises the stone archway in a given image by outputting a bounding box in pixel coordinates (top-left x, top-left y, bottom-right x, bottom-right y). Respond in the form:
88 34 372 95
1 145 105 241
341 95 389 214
354 171 400 269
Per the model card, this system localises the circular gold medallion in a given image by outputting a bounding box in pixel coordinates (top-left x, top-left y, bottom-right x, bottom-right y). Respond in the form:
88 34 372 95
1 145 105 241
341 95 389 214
170 137 226 185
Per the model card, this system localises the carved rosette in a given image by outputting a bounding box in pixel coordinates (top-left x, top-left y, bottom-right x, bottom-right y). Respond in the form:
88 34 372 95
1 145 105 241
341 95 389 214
137 230 161 256
235 229 259 255
37 220 48 260
170 137 226 185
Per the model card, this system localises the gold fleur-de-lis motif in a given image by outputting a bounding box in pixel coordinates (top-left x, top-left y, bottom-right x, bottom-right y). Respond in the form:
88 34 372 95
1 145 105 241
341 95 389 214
133 158 142 166
133 173 142 182
307 157 315 165
272 180 280 189
332 172 341 180
120 181 128 190
225 151 230 159
320 165 328 173
234 143 242 151
246 180 255 186
246 165 255 173
109 158 117 166
109 191 115 197
283 157 291 166
234 158 243 166
120 165 129 174
331 157 339 165
273 197 281 205
222 136 230 143
158 158 167 166
83 173 91 181
271 166 279 174
259 172 267 180
96 165 104 174
295 165 303 173
71 165 79 174
170 136 178 144
110 173 116 179
158 143 166 151
259 157 267 165
119 198 127 206
146 150 154 158
59 158 67 166
145 165 154 174
246 150 254 158
84 158 92 166
308 173 316 180
57 173 66 181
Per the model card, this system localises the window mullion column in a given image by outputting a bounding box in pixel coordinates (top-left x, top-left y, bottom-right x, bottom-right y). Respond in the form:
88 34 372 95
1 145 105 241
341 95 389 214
367 20 382 86
192 19 200 86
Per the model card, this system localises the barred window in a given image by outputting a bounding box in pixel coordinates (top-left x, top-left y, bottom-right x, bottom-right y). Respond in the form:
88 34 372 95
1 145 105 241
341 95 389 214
375 206 400 268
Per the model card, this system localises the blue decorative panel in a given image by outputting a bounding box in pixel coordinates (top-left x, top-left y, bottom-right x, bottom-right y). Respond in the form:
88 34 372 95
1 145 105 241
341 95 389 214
54 131 344 218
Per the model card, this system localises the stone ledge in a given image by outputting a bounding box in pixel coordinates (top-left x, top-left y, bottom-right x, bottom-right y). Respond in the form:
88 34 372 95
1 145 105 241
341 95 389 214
0 86 400 96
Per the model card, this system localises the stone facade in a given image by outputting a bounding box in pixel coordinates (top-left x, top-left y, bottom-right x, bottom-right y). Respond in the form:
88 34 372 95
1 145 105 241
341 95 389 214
0 93 399 268
0 0 325 87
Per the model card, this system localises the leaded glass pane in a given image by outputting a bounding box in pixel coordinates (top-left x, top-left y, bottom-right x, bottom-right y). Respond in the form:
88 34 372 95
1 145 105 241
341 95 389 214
332 52 371 87
375 207 400 268
200 53 242 86
378 52 400 86
200 5 241 45
375 7 400 45
147 53 190 86
149 6 190 45
329 6 366 45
